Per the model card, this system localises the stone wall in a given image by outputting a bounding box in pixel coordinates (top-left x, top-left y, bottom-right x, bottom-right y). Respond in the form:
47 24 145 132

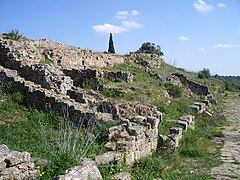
0 65 97 124
63 68 134 90
173 73 210 95
0 34 124 70
63 68 103 90
106 116 160 165
128 53 162 67
18 64 73 94
103 70 134 83
0 144 39 180
97 99 162 121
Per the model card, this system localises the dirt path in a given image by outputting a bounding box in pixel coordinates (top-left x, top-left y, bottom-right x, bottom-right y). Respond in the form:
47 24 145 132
211 93 240 179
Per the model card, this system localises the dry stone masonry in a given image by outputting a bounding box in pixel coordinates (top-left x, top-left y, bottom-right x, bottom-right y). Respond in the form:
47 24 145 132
129 53 162 67
172 73 210 96
0 34 215 179
0 35 124 69
57 158 102 180
106 116 161 165
0 144 39 180
162 94 212 150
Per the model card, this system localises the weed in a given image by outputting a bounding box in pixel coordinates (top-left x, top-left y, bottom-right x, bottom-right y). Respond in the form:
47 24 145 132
100 88 122 98
4 30 22 41
164 83 183 98
99 160 129 179
39 59 52 65
0 102 105 179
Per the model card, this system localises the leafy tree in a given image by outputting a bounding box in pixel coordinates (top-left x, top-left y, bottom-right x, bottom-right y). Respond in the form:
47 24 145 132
108 33 115 54
137 42 164 56
198 68 211 79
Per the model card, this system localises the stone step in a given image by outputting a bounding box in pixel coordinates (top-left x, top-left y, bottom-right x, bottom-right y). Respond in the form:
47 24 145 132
0 65 114 123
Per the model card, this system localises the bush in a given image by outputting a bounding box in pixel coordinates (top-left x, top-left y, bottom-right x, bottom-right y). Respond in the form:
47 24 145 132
164 83 183 98
136 42 164 56
198 68 211 79
4 30 22 41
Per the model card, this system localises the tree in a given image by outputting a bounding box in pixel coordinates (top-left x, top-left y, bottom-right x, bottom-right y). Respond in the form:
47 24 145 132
137 42 164 56
108 33 115 54
198 68 211 79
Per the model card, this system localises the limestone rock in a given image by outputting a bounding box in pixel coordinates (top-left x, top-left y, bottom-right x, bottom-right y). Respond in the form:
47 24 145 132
129 53 162 68
95 151 123 166
179 115 195 130
106 116 160 165
168 127 183 149
0 144 39 180
113 172 131 180
19 64 73 94
172 73 210 95
58 158 102 180
0 34 124 69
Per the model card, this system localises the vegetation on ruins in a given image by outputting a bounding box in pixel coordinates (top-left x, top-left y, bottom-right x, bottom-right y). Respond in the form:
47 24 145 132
1 34 240 179
4 30 22 41
108 33 115 54
136 42 164 57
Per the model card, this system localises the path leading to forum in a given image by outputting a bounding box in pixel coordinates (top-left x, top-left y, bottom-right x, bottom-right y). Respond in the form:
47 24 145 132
211 93 240 179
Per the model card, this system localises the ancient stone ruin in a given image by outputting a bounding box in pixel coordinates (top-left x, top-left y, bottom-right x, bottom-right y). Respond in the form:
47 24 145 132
0 34 214 179
0 144 39 180
172 73 210 96
105 116 160 165
0 35 124 69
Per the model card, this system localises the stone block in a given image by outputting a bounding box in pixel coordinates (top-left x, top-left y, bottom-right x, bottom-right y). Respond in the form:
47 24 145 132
58 158 102 180
179 115 195 130
95 151 123 166
113 172 131 180
107 116 160 165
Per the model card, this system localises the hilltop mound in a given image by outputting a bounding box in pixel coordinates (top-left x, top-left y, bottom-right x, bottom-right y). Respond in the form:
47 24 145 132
0 33 226 179
0 34 124 69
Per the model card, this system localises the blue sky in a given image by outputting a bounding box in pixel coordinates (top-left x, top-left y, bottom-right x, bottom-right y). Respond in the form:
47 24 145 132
0 0 240 75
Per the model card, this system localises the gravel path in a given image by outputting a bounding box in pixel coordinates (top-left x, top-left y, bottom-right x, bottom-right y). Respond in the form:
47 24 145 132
211 93 240 179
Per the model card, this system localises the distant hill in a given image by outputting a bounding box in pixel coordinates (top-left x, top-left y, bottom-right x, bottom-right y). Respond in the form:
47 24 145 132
214 75 240 91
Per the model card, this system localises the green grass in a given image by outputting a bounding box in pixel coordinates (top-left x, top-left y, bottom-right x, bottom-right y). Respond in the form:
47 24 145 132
157 97 193 120
39 59 52 65
99 160 130 179
0 59 232 179
98 109 226 179
0 92 108 179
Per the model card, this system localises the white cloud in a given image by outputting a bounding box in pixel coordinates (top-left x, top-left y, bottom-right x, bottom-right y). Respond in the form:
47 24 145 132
115 10 140 19
115 11 129 20
217 3 226 8
194 0 214 13
92 24 127 34
199 47 208 53
213 44 240 49
131 10 140 16
93 21 142 34
179 36 189 41
93 10 142 34
122 21 142 29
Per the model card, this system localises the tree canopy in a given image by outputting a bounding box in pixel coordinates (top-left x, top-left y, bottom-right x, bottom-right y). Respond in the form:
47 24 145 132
108 33 115 54
198 68 211 79
136 42 164 56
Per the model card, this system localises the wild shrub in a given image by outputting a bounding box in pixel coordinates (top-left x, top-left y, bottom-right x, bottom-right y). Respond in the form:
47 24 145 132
198 68 211 79
164 83 183 98
99 160 129 179
4 30 22 41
